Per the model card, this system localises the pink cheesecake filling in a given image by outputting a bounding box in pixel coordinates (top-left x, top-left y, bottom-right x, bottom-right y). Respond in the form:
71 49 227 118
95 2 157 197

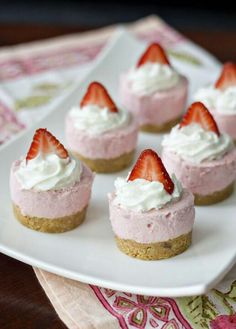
65 115 138 159
162 148 236 196
108 189 194 244
119 74 188 127
10 162 94 219
209 109 236 140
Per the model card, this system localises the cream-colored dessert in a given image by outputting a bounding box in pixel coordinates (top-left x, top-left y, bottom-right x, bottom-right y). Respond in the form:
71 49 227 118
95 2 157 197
119 43 188 133
162 102 236 205
108 149 195 260
10 128 94 233
194 62 236 142
66 81 138 173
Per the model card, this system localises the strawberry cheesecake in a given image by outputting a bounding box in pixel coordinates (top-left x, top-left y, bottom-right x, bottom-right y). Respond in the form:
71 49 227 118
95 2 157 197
194 62 236 142
10 128 94 233
66 82 138 173
119 43 188 133
162 102 236 205
108 149 195 260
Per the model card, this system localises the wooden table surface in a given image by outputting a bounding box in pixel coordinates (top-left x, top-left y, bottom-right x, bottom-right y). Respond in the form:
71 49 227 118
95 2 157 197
0 23 235 329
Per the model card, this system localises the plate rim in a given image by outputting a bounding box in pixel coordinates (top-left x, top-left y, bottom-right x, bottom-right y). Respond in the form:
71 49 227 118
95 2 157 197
1 243 235 297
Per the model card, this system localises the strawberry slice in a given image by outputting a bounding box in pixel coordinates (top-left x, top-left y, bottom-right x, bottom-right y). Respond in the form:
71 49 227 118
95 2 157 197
215 62 236 91
128 149 174 194
179 102 220 136
137 43 170 67
26 128 68 162
80 81 118 113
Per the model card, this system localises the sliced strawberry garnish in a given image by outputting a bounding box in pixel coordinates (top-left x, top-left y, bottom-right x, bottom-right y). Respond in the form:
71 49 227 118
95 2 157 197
26 128 68 162
128 149 174 194
215 62 236 91
137 43 170 67
80 81 118 113
179 102 220 136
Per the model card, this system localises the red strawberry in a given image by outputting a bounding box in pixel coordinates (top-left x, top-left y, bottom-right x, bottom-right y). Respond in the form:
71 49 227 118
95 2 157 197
137 43 170 67
80 81 118 113
179 102 220 136
128 149 174 194
215 62 236 91
26 128 68 162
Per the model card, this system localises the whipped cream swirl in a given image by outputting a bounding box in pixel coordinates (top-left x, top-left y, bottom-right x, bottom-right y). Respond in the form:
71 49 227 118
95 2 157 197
113 175 182 212
162 123 233 164
69 104 130 135
127 62 179 95
194 86 236 115
15 154 81 191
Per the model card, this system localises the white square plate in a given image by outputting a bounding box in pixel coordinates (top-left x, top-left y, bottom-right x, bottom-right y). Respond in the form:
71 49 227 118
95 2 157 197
0 30 235 297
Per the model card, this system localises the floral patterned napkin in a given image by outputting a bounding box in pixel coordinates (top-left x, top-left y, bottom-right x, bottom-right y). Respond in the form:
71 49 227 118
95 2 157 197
34 266 236 329
1 15 235 329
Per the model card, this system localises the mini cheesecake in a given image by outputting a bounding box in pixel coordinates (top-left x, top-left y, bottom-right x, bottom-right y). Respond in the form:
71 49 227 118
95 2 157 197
119 43 188 133
194 62 236 142
10 128 94 233
66 82 138 173
162 102 236 205
108 149 195 260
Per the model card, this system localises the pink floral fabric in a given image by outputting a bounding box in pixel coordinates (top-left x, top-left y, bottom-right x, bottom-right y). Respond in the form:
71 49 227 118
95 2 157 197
0 101 24 144
0 21 183 82
92 287 191 328
211 314 236 329
34 267 236 329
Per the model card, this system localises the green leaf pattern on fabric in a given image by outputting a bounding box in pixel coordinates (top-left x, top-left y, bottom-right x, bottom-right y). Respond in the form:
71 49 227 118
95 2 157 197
167 49 202 66
15 95 52 110
176 280 236 328
14 81 72 111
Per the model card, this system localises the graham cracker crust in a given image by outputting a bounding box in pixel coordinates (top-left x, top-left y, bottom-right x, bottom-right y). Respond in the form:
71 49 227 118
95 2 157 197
13 204 87 233
194 183 234 206
115 232 192 260
72 150 135 173
140 116 182 133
